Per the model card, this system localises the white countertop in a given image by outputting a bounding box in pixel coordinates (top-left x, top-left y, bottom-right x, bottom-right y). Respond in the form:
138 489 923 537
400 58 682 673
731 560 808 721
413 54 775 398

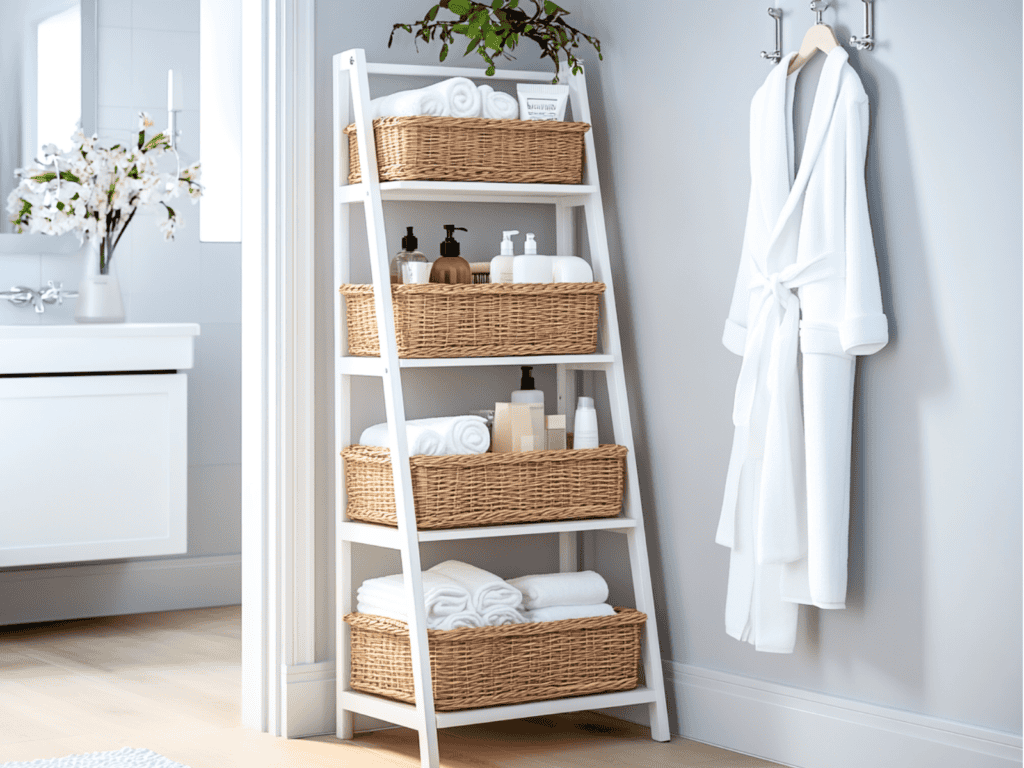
0 323 201 374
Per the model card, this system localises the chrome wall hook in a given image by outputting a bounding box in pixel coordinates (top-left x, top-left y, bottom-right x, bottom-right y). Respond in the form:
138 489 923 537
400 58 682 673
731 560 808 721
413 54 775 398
810 0 828 25
850 0 875 50
761 7 783 63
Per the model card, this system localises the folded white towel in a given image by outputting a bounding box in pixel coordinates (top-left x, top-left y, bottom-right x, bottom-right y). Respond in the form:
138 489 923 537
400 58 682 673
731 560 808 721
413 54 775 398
478 84 519 119
359 415 489 456
429 560 523 613
357 572 470 625
369 77 481 119
480 606 528 626
524 603 616 623
507 571 609 610
434 611 483 630
356 602 482 631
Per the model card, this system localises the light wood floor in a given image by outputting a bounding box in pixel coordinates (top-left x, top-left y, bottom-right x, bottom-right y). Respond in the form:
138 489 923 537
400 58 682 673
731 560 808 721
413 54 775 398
0 605 780 767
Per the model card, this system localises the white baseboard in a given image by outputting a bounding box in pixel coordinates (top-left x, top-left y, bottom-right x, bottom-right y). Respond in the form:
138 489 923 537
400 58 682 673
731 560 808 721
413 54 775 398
264 653 1024 768
0 554 241 626
667 661 1023 768
282 662 392 738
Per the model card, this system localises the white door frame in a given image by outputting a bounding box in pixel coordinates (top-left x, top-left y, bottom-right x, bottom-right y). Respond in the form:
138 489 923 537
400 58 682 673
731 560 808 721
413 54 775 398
240 0 320 737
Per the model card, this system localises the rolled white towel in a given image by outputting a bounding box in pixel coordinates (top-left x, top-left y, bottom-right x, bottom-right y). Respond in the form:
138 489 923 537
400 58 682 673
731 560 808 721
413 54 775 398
443 77 482 117
480 606 528 626
369 77 481 119
359 421 445 456
369 85 448 119
524 603 616 623
359 416 489 456
357 572 470 622
414 415 490 454
429 560 523 613
478 84 519 119
435 611 483 630
507 571 609 611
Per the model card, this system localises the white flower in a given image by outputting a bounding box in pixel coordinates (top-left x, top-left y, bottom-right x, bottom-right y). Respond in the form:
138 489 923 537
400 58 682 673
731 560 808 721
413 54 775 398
139 111 154 130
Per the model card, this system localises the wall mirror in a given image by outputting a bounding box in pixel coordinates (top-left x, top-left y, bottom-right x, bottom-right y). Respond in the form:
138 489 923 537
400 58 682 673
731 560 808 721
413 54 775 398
0 0 96 252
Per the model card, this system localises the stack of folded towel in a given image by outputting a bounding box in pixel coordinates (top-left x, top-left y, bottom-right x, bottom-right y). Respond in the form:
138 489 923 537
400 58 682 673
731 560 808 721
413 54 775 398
369 77 519 120
359 415 490 456
356 560 526 628
507 571 615 622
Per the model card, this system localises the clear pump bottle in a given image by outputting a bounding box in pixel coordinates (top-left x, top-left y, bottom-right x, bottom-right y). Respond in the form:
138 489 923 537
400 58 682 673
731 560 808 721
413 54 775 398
390 227 428 284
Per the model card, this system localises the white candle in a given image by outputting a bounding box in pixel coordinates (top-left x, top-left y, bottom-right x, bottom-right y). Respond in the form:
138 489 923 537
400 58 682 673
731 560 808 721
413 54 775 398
168 69 183 111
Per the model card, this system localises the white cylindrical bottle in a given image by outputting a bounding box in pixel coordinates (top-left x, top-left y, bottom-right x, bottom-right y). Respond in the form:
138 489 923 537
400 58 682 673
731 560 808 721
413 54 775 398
489 230 518 284
573 396 598 450
513 233 553 283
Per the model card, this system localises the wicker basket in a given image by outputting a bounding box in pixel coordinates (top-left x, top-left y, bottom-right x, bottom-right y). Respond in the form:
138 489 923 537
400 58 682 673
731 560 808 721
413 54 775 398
339 283 605 358
343 116 590 185
342 444 626 529
344 608 645 711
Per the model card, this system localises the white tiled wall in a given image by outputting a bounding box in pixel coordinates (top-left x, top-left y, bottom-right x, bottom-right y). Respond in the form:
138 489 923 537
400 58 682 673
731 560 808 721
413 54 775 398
2 0 242 566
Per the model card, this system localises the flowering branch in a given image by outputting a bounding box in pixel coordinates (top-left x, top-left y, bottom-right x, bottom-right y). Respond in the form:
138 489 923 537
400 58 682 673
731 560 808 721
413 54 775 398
6 113 203 274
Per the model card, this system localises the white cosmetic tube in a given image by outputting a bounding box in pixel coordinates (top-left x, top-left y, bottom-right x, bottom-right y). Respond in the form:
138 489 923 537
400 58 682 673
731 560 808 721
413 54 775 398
516 84 568 121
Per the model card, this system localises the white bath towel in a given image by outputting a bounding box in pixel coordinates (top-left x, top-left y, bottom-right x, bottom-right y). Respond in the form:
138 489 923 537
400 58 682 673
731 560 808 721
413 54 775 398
480 606 528 626
507 571 609 611
524 603 616 623
415 415 490 454
359 421 444 456
434 611 483 630
370 77 481 119
478 84 519 119
428 560 523 613
357 572 470 624
359 415 489 456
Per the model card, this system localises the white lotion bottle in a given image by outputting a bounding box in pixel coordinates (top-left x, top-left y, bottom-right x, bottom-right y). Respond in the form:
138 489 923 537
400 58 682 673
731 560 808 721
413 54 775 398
512 233 553 283
511 365 544 407
573 396 598 450
489 230 518 283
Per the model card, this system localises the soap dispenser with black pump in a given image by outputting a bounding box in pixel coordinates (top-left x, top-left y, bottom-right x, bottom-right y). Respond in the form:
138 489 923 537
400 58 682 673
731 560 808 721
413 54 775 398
430 225 472 284
390 226 428 284
511 365 545 407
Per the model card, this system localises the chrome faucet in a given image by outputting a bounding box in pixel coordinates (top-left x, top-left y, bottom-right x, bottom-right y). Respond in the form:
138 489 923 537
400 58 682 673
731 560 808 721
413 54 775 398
0 282 79 313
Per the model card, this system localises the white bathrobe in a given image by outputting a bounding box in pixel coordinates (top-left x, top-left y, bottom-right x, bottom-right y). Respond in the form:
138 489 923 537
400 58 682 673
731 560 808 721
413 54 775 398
718 48 888 653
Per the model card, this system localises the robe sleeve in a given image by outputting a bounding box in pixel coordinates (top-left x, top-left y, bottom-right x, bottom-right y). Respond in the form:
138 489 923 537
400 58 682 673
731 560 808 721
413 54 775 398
839 93 888 356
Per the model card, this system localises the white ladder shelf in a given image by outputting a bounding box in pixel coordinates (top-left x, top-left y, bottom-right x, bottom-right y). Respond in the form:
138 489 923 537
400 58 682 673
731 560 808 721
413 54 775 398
332 49 670 768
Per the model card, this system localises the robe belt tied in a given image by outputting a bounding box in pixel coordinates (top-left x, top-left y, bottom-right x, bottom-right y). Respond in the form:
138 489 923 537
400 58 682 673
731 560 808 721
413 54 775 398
717 253 834 562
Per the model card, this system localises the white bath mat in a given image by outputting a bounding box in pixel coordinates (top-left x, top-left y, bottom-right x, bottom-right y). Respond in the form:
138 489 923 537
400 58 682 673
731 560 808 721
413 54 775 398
0 748 189 768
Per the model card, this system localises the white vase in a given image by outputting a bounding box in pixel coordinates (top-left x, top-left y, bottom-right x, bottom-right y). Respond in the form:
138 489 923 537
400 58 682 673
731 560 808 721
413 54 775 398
75 236 125 324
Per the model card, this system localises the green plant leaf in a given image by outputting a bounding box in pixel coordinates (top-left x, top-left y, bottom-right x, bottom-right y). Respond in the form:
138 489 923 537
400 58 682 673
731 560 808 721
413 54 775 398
485 30 501 49
485 64 496 75
440 42 449 61
509 0 518 7
448 0 472 14
427 3 439 19
492 0 501 8
464 37 480 55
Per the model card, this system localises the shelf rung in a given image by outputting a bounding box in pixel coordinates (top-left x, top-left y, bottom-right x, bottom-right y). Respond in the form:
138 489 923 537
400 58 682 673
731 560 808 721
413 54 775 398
418 517 636 541
435 687 658 728
339 518 636 548
338 686 658 731
338 690 420 729
337 357 385 376
335 181 596 206
337 355 613 374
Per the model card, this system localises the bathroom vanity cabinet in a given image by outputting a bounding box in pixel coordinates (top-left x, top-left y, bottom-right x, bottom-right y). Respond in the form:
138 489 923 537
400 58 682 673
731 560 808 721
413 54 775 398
0 323 199 568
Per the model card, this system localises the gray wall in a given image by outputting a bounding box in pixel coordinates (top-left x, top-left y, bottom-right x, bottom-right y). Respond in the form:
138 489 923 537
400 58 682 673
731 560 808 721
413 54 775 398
0 0 242 595
566 0 1022 736
314 0 1022 738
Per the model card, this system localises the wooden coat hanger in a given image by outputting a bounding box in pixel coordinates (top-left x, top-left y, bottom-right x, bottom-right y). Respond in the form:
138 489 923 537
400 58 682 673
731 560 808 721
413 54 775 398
788 2 841 75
